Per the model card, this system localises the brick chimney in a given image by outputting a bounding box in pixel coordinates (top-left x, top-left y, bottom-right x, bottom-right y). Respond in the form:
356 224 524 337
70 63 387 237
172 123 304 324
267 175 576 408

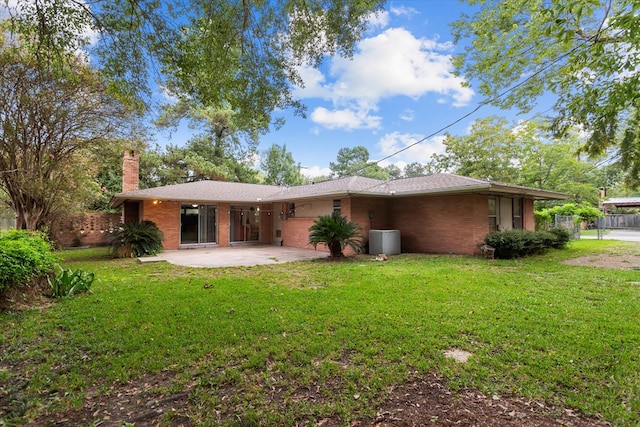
122 150 139 192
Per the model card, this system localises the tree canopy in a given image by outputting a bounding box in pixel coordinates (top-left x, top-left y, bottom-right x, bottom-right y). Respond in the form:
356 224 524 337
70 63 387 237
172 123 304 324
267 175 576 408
329 146 389 179
0 39 131 229
431 117 613 205
5 0 385 121
260 144 305 186
452 0 640 187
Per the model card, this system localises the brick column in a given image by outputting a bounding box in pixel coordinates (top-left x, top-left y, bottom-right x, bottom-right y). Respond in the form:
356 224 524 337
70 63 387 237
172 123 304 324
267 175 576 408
122 150 139 192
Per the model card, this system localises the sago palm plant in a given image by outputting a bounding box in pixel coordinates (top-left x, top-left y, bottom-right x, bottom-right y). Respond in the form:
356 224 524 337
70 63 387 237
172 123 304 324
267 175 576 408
308 211 363 258
109 220 164 258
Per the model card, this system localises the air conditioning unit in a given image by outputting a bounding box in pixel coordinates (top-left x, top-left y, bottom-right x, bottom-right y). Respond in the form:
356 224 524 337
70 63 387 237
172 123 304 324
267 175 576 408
369 230 401 255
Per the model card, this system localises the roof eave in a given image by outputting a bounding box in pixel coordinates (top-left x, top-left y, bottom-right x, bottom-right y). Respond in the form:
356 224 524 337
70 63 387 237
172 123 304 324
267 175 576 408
488 184 570 200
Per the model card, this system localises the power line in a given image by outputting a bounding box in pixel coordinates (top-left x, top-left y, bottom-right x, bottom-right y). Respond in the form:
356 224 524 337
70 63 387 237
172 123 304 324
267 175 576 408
362 24 605 173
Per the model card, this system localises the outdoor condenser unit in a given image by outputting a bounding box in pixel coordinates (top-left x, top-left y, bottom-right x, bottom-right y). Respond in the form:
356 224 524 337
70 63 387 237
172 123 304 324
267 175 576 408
369 229 401 255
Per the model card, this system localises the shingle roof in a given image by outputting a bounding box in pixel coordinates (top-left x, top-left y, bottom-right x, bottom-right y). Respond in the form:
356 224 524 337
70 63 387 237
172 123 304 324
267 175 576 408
602 197 640 207
109 173 568 207
112 180 282 204
262 176 385 200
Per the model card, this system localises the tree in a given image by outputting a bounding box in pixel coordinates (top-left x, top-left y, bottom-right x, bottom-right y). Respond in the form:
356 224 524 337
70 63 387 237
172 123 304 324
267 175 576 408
308 211 363 258
452 0 640 187
384 164 403 180
330 146 389 179
431 117 607 204
0 41 131 230
404 162 430 177
260 144 305 186
432 117 524 183
140 140 260 188
6 0 385 126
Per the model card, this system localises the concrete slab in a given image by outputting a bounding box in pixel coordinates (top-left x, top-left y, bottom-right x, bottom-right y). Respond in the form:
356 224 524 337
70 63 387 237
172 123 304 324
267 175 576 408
138 245 330 268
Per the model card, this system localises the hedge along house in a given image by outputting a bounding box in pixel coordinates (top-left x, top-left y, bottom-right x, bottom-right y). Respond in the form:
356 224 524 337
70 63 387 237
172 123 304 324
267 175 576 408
110 152 568 255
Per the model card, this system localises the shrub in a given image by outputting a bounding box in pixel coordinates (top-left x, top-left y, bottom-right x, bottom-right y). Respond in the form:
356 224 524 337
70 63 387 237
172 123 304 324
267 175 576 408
484 228 568 259
547 227 571 249
49 267 96 298
308 211 363 257
0 230 57 292
535 202 603 227
109 220 164 258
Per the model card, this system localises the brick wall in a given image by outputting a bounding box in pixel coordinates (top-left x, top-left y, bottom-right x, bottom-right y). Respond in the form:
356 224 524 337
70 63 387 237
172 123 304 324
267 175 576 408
388 194 489 255
51 212 121 247
282 217 320 251
349 197 391 248
142 200 180 250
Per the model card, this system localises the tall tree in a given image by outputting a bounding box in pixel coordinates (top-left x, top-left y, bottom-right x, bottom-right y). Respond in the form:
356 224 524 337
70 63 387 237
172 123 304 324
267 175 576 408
404 162 430 177
433 117 522 183
451 0 640 187
431 117 606 204
5 0 385 124
0 40 131 230
153 101 261 184
260 144 305 186
330 146 389 179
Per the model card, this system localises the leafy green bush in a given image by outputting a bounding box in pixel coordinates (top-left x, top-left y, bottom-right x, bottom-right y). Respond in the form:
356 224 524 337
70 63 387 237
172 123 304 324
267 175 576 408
535 202 603 227
484 228 568 259
547 227 571 249
308 211 362 257
48 267 95 298
109 220 164 258
0 230 57 292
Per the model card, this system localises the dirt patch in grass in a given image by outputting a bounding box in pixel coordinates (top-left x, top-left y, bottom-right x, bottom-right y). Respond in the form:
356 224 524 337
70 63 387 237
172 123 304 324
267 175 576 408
0 279 53 311
562 246 640 270
22 373 609 427
25 372 193 427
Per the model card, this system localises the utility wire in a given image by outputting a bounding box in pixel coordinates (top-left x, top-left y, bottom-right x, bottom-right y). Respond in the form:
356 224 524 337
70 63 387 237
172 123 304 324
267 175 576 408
340 19 616 181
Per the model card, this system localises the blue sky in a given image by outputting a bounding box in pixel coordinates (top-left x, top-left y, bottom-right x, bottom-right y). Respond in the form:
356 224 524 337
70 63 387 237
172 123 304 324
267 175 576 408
155 1 517 178
250 0 532 178
260 1 480 177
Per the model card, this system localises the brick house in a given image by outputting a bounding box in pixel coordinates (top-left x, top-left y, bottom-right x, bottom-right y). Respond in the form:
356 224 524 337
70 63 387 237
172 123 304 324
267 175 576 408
110 152 568 256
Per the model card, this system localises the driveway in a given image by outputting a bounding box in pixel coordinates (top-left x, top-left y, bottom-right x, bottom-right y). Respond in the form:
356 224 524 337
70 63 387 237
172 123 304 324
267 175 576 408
581 229 640 242
139 245 330 268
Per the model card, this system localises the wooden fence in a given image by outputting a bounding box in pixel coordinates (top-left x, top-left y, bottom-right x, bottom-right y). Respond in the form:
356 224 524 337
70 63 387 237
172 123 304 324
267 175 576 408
603 214 640 229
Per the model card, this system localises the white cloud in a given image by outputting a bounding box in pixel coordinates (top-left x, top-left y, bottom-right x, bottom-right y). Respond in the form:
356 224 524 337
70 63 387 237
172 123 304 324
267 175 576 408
328 28 472 105
390 5 420 19
366 10 389 30
295 26 474 130
400 109 415 122
310 106 382 131
302 166 332 179
375 132 446 163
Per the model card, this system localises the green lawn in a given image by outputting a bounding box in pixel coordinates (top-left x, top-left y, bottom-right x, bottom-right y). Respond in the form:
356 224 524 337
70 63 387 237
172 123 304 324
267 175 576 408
1 240 639 426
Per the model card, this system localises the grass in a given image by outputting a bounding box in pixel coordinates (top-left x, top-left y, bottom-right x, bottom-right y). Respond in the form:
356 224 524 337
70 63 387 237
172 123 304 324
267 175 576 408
1 240 640 425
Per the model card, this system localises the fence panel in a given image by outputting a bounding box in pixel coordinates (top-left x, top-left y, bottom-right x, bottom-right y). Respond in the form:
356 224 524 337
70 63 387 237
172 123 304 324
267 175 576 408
554 215 581 239
604 214 640 229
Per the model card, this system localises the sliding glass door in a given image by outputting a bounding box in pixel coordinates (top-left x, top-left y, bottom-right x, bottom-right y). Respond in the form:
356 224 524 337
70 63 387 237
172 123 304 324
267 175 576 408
180 205 217 245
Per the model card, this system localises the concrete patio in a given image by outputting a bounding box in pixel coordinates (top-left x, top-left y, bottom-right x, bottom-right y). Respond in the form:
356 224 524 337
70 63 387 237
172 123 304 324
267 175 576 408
138 245 330 268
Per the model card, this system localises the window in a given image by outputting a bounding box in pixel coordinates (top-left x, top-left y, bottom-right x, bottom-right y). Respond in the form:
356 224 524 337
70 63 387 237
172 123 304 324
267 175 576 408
488 197 497 232
513 198 523 229
333 199 341 214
